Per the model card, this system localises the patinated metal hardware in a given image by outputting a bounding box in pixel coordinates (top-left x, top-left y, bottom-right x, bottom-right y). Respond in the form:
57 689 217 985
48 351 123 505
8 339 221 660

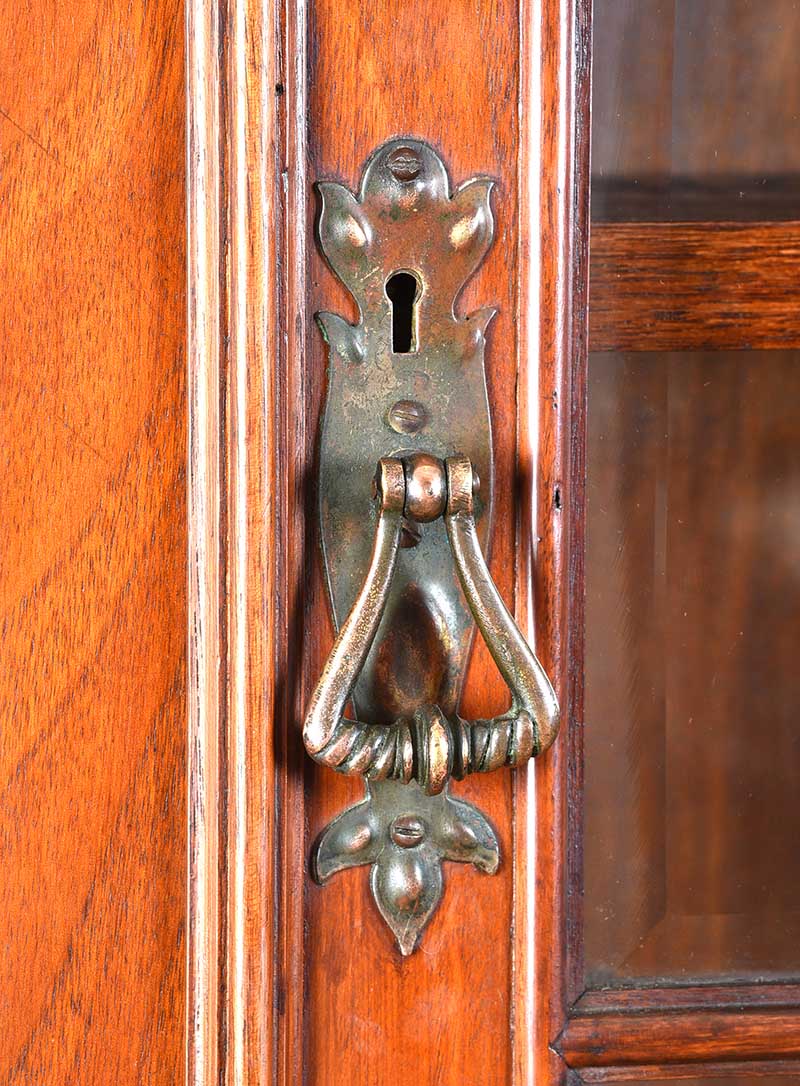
305 138 559 954
305 453 559 793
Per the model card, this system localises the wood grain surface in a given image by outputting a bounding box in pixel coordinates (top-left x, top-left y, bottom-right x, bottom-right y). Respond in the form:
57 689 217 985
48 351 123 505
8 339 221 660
557 1006 800 1068
186 1 800 1083
577 1062 800 1085
300 2 523 1084
13 1 800 1083
187 1 284 1084
589 222 800 351
186 1 590 1083
531 0 593 1083
0 2 186 1082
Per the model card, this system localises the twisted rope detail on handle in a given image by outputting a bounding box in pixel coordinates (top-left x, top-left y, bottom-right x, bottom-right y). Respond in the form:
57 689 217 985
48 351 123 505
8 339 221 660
303 455 560 796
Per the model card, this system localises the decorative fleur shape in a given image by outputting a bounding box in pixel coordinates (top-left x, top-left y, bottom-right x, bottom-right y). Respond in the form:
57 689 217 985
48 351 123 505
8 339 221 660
315 137 496 352
312 779 499 956
311 140 504 956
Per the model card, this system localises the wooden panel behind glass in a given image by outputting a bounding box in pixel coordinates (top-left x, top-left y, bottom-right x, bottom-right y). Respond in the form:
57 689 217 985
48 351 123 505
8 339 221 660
608 1078 800 1086
584 351 800 987
592 0 800 220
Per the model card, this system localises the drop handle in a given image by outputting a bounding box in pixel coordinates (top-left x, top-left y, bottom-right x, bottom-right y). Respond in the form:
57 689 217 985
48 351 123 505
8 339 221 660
307 138 560 953
303 452 560 797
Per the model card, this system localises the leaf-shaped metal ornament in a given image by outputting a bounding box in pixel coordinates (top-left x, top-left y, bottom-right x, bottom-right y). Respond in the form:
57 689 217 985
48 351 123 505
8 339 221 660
307 139 555 954
316 139 496 747
314 781 498 956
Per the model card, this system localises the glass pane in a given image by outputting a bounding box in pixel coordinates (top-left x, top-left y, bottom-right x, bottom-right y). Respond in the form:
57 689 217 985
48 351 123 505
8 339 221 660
583 351 800 987
592 0 800 220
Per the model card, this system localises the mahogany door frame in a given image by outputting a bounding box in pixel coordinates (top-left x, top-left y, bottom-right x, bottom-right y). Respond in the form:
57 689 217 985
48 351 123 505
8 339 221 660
535 5 800 1084
188 0 290 1080
530 0 592 1082
186 1 590 1083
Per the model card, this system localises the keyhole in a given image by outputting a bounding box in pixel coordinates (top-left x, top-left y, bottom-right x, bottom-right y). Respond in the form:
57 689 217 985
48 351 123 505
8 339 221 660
385 271 420 353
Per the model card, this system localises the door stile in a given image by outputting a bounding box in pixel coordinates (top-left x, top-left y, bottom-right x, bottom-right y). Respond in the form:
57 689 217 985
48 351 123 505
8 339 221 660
525 0 592 1081
300 3 525 1083
188 1 290 1083
189 0 593 1082
279 0 311 1079
513 1 541 1079
187 1 224 1082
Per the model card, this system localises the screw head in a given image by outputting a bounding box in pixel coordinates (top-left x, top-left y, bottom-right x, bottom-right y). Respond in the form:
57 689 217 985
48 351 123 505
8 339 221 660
390 815 426 849
387 399 428 435
386 146 422 182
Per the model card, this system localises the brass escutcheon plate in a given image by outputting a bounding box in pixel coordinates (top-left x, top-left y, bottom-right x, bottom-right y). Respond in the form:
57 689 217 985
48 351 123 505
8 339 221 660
312 138 499 954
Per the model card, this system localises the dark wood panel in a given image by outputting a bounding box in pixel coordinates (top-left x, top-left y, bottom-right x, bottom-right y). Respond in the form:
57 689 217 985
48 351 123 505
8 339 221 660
557 1007 800 1068
0 1 186 1082
578 1061 800 1083
589 223 800 351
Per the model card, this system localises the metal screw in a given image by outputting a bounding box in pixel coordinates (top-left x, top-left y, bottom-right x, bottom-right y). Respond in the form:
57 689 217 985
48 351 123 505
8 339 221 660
386 146 422 182
390 815 426 848
387 399 428 435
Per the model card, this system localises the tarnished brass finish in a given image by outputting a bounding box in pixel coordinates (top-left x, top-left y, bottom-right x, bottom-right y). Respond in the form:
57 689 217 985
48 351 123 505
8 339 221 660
313 779 499 957
304 457 415 786
403 453 447 523
303 454 559 795
315 139 495 740
306 139 559 954
444 455 561 760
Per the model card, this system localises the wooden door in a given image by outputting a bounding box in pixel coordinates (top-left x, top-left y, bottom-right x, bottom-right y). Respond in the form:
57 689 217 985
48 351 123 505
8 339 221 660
186 1 582 1083
4 1 800 1085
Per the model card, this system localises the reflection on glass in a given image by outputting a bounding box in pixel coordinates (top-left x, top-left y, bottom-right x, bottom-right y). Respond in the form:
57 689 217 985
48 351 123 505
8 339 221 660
592 0 800 220
584 351 800 987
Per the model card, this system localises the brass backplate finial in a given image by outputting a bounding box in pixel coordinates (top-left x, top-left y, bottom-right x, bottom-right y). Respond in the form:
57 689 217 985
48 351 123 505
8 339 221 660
306 139 558 955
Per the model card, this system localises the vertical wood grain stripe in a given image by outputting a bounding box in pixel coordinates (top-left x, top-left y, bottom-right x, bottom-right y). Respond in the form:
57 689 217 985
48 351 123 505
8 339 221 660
530 0 593 1083
188 1 284 1082
224 0 281 1082
513 4 543 1082
187 1 222 1083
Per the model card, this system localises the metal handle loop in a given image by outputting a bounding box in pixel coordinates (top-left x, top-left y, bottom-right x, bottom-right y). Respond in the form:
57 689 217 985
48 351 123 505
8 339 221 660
302 454 559 795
